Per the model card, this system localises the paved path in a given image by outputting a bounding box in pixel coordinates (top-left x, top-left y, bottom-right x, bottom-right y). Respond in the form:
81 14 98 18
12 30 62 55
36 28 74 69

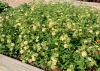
0 65 8 71
73 1 100 10
0 0 33 7
0 0 100 10
0 54 43 71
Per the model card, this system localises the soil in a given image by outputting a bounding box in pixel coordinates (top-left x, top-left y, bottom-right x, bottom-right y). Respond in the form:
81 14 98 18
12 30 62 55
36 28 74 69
51 68 62 71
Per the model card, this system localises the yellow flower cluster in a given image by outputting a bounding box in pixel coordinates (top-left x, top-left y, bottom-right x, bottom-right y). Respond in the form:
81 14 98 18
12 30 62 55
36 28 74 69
60 35 68 41
64 43 69 48
48 19 55 28
51 28 58 36
67 64 73 71
31 54 36 61
48 56 57 69
81 51 87 57
32 24 37 31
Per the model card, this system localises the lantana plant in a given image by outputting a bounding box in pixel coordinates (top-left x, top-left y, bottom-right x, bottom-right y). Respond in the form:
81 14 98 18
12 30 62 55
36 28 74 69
0 2 100 71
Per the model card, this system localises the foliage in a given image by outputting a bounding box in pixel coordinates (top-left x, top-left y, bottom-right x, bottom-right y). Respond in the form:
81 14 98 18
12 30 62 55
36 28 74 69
0 2 100 71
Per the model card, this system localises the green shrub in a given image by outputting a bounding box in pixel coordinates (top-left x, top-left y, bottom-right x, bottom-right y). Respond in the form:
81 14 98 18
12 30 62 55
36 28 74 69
0 2 100 71
0 1 11 13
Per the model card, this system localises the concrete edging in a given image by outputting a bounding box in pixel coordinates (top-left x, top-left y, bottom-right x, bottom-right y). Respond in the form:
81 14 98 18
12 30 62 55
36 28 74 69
0 54 43 71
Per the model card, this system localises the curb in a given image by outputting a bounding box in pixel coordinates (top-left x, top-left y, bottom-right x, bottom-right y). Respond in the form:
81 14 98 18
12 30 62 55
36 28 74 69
0 54 43 71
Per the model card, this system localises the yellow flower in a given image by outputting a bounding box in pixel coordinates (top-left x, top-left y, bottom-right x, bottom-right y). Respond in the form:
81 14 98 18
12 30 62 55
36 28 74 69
20 49 24 54
60 35 68 41
14 23 21 27
48 20 55 28
81 51 87 57
90 60 96 66
2 34 5 37
83 40 88 44
67 23 72 29
52 58 57 65
51 64 56 69
42 28 46 32
41 41 47 48
0 24 2 27
19 35 22 38
1 38 4 42
23 41 28 45
87 14 90 17
89 30 93 33
11 43 15 47
6 16 9 19
53 60 57 65
55 42 58 45
98 48 100 50
16 23 21 26
32 25 37 31
67 68 72 71
51 56 57 66
7 39 11 43
51 56 55 61
25 12 28 16
23 46 29 50
17 23 21 26
64 44 68 48
36 36 39 42
51 28 58 36
21 43 24 47
52 31 56 36
31 5 35 11
96 31 99 35
49 58 57 69
16 19 20 23
31 55 36 61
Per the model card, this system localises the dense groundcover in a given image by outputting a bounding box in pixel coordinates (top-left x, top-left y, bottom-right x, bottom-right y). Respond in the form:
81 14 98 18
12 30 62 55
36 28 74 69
0 2 100 71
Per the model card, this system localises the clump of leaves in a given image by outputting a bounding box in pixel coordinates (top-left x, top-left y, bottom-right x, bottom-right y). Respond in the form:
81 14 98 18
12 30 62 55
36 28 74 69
0 1 11 13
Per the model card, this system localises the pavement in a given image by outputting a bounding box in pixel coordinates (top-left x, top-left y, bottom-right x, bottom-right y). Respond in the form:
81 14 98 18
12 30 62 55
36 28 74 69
0 0 100 10
0 65 8 71
0 54 43 71
0 0 33 7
